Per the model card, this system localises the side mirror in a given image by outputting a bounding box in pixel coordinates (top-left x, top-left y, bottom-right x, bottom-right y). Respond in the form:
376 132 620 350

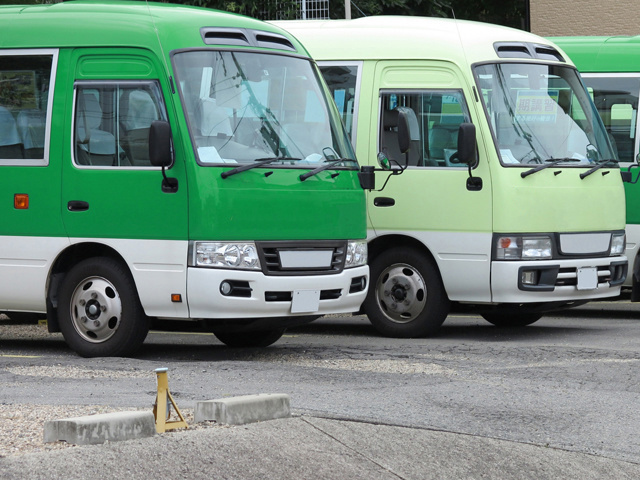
149 120 173 167
358 166 375 190
457 122 476 165
149 120 178 193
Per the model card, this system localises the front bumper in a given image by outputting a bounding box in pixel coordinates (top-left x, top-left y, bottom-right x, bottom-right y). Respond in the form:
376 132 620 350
186 265 369 319
491 256 627 303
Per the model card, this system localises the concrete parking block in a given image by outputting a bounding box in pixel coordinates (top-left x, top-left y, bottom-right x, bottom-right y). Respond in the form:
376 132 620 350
43 411 156 445
195 393 290 425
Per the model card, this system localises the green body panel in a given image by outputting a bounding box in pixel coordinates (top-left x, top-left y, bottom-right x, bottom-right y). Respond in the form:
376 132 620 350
188 168 365 241
61 47 189 240
625 183 640 225
0 2 365 243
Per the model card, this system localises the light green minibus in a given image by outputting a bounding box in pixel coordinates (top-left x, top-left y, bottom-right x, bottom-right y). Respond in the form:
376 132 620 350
276 17 628 337
0 1 371 356
552 36 640 301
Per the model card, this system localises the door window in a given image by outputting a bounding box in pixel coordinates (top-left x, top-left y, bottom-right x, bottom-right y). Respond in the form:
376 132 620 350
73 81 168 167
379 90 472 168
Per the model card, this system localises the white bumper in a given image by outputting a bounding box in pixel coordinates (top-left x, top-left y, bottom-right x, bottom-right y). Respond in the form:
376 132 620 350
187 265 369 318
491 256 627 303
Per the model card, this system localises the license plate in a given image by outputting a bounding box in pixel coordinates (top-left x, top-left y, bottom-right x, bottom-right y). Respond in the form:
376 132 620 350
291 290 320 313
577 267 598 290
279 250 333 269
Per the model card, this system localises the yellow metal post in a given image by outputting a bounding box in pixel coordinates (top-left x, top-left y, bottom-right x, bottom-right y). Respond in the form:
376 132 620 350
153 367 188 433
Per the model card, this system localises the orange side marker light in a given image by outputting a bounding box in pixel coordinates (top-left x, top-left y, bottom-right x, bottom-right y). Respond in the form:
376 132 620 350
14 194 29 209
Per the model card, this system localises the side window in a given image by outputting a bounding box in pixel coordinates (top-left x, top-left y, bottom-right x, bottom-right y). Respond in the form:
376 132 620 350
379 90 471 168
318 63 360 143
582 75 640 163
0 51 55 165
74 81 166 167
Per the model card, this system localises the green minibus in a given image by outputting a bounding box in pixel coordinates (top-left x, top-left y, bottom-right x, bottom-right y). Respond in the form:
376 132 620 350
275 17 627 337
0 1 370 356
551 36 640 301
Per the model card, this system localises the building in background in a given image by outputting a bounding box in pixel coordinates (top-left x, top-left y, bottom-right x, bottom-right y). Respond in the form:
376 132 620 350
530 0 637 36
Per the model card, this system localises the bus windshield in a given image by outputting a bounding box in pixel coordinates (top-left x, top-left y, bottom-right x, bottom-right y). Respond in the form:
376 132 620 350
173 50 356 167
474 63 615 166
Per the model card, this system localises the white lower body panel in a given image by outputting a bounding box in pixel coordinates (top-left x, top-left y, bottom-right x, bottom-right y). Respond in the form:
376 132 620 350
369 229 626 305
491 256 626 303
187 265 369 318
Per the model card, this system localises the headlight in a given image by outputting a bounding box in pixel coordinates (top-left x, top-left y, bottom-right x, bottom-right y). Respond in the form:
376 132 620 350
194 242 261 270
345 240 368 268
610 233 625 256
496 236 552 260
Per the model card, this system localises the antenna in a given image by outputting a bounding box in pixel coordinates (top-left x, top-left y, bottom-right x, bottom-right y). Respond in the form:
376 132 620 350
433 0 455 19
145 0 172 82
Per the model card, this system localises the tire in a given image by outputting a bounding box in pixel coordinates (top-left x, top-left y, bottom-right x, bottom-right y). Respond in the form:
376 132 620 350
214 328 286 348
481 312 543 328
58 257 149 357
362 247 449 337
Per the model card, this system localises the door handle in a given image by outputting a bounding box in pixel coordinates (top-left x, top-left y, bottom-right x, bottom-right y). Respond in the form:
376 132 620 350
374 197 395 207
67 200 89 212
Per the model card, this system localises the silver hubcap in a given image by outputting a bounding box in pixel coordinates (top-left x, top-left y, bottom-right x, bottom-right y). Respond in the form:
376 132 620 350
376 263 426 324
70 276 122 343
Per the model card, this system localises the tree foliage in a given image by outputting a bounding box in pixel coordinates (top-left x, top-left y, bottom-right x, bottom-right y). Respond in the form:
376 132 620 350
20 0 527 30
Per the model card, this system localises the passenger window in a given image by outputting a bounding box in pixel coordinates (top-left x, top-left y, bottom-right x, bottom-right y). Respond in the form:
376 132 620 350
379 90 472 168
0 52 54 165
581 75 640 163
74 81 167 167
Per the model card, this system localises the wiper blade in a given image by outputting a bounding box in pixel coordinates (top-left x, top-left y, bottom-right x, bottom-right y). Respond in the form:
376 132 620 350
521 158 582 179
299 158 356 182
579 159 619 180
221 157 301 179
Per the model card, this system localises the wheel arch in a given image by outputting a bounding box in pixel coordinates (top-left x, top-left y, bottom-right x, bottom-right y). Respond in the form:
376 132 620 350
368 234 442 278
46 242 131 332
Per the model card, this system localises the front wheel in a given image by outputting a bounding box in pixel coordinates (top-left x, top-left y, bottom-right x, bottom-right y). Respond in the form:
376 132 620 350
58 257 149 357
481 312 543 327
214 328 286 348
362 247 450 337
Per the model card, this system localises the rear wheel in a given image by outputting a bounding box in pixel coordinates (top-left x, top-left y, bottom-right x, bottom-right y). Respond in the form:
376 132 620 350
363 247 449 337
214 328 286 348
58 257 149 357
481 312 543 327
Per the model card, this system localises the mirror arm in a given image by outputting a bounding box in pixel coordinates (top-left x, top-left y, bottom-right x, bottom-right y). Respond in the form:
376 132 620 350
160 165 179 193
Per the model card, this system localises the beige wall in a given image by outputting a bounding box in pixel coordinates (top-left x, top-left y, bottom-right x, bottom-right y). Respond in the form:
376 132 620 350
530 0 639 36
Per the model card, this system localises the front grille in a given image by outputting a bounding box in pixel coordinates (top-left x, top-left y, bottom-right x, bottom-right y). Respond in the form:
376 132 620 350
257 240 347 276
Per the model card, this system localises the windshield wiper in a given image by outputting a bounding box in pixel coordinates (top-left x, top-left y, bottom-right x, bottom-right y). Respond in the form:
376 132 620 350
521 158 582 178
579 159 618 179
221 157 301 179
299 159 356 182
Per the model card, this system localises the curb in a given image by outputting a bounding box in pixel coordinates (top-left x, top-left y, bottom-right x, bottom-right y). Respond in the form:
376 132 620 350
195 393 291 425
43 411 156 445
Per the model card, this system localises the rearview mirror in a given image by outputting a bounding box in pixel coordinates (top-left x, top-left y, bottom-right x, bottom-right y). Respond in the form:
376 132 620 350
457 123 476 165
149 120 173 168
397 109 411 155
